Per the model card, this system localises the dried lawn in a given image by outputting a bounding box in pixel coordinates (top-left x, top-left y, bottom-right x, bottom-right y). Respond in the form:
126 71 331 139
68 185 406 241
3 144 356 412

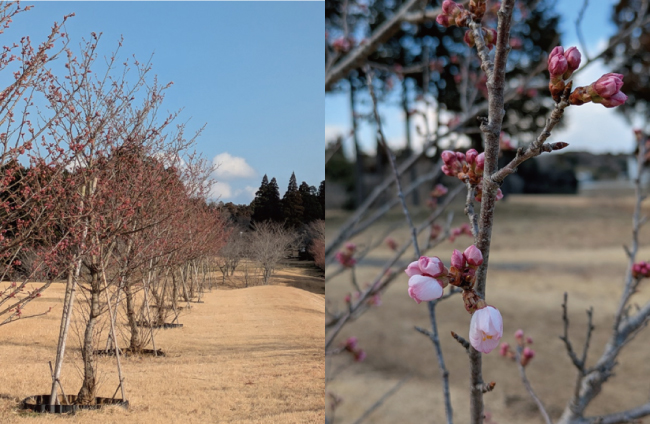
0 261 324 423
326 194 650 424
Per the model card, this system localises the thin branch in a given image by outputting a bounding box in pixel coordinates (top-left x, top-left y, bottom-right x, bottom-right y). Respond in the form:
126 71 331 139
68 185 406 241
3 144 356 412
515 346 553 424
366 69 420 257
351 375 412 424
575 0 591 62
450 331 470 352
559 292 585 373
427 300 453 424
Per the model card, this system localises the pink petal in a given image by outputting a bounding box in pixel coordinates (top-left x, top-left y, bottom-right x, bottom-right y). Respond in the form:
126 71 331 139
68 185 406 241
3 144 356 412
408 275 443 303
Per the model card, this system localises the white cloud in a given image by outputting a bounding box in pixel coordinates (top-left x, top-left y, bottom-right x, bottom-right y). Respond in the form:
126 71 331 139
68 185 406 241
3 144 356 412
241 185 257 201
210 181 232 200
212 152 256 179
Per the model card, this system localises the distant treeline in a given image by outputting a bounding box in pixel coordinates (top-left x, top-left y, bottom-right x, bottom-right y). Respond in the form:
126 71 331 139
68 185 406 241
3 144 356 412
217 172 324 229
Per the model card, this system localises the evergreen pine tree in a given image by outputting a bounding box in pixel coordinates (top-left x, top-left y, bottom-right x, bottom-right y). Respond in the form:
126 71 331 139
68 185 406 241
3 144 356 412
266 177 283 222
299 181 322 224
282 172 304 228
251 174 273 223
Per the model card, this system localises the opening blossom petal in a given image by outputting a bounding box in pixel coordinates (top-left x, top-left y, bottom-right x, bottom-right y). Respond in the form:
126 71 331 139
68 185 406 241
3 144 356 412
408 275 444 303
469 305 503 354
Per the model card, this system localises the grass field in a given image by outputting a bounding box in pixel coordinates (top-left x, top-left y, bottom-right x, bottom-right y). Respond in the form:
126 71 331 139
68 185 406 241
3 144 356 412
326 194 650 424
0 260 324 423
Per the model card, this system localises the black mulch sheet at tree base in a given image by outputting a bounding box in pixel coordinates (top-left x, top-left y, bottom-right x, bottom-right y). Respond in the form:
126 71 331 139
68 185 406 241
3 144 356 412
93 348 165 357
21 394 128 414
134 321 183 329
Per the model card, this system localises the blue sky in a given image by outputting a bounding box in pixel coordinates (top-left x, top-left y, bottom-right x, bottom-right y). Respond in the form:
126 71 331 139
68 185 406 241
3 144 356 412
13 1 323 205
325 0 636 156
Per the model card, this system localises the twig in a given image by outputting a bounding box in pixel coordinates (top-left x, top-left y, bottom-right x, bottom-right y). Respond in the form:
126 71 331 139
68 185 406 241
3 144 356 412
575 0 591 62
559 292 584 373
366 69 421 257
515 346 553 424
427 300 454 424
351 375 412 424
450 331 470 352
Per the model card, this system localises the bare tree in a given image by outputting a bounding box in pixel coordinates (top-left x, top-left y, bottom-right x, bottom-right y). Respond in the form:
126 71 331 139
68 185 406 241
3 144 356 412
248 221 295 285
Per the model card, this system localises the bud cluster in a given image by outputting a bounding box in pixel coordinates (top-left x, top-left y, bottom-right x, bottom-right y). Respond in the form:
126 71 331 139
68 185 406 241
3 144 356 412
404 246 504 353
449 223 473 242
436 0 471 28
500 329 536 366
632 261 650 279
441 149 504 202
548 46 581 102
464 27 497 51
436 0 495 50
569 73 628 109
343 337 366 362
335 242 357 268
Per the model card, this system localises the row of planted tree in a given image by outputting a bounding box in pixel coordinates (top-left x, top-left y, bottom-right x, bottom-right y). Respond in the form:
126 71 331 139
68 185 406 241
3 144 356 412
0 4 234 408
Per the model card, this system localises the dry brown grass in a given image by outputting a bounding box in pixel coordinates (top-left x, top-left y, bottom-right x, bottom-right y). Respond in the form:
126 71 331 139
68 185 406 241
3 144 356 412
0 261 324 423
326 194 650 424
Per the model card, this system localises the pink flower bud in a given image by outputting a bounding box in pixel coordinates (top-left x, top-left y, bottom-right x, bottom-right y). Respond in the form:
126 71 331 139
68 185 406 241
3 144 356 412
593 73 624 98
385 237 398 251
476 152 485 170
469 305 503 354
499 342 510 357
599 90 628 108
464 30 475 48
442 0 461 15
564 46 581 72
464 245 483 266
354 349 367 362
441 150 455 163
451 249 465 269
345 337 358 351
526 336 533 345
418 256 446 277
466 149 478 165
514 329 524 340
548 46 568 78
436 14 451 27
495 189 504 201
484 28 497 50
521 346 535 366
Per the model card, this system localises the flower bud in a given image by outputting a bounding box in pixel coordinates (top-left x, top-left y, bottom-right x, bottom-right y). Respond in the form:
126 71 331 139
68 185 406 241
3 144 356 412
469 305 503 354
345 337 358 351
466 149 478 165
464 245 483 266
464 30 475 48
514 329 524 339
599 90 628 108
442 0 461 15
521 347 535 366
476 152 485 171
593 73 624 98
499 342 510 357
436 14 451 27
451 249 465 269
548 46 568 78
484 28 497 50
564 46 581 77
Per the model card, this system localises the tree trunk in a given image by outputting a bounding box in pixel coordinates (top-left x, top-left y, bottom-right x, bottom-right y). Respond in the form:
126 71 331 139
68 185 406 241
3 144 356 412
77 270 100 405
124 279 141 351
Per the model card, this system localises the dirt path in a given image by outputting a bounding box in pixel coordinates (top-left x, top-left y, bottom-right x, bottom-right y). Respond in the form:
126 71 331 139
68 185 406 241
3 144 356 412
0 275 324 423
